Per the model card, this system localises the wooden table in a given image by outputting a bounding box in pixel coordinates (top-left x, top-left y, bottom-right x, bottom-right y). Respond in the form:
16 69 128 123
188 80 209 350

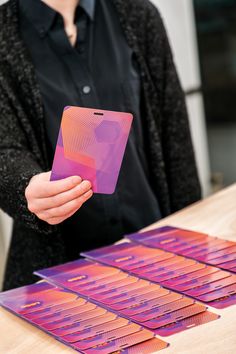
1 184 236 354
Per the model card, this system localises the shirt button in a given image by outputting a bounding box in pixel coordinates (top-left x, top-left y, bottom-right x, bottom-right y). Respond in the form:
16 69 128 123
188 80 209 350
39 27 45 37
82 85 91 94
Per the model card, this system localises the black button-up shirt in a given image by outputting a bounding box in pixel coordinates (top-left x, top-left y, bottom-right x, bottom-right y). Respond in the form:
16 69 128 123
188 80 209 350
19 0 161 258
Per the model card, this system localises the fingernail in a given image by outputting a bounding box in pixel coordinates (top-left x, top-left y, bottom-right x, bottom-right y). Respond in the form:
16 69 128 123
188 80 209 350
82 180 91 190
72 176 82 184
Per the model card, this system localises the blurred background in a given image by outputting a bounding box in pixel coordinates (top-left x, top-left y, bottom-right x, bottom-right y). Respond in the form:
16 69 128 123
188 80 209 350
0 0 236 287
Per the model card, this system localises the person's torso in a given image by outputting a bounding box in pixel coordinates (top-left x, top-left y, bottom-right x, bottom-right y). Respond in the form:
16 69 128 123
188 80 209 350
19 0 162 255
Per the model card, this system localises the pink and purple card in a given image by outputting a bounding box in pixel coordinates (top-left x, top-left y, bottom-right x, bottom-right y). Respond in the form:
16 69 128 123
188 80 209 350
82 242 174 269
35 258 121 290
50 106 133 194
155 311 219 336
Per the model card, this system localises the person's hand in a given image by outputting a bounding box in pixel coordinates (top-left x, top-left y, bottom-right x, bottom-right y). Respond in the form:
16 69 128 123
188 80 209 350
25 172 93 225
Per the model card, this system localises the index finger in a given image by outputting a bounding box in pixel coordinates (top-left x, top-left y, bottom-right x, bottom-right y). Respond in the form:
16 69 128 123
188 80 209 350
37 175 84 198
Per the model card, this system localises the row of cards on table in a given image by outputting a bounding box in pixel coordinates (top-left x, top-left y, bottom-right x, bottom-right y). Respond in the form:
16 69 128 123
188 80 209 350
81 227 236 308
0 264 217 354
0 281 168 353
1 226 236 353
127 226 236 272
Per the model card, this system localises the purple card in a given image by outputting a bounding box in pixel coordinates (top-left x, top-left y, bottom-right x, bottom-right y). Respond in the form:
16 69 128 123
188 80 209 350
71 323 142 350
120 293 182 317
209 293 236 308
109 288 170 311
155 311 219 337
97 284 160 305
61 317 129 342
144 304 206 329
131 298 195 322
199 245 236 262
197 283 236 302
51 106 133 194
35 259 120 289
185 275 236 297
127 226 208 248
80 329 154 354
219 259 236 269
163 266 216 287
91 279 150 302
173 270 231 292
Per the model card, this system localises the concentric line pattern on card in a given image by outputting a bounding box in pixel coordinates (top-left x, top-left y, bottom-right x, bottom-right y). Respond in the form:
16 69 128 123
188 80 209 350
0 281 167 353
35 259 219 336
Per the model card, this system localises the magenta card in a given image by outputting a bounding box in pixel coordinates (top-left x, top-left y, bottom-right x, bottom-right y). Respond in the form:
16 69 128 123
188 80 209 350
120 293 182 317
209 293 236 308
109 288 170 311
138 259 197 277
163 266 216 287
83 242 174 269
143 304 206 329
42 307 108 331
98 284 160 305
197 283 236 302
131 298 195 322
121 253 173 272
50 106 133 194
32 302 97 325
71 323 142 350
92 279 150 302
133 255 184 276
82 276 138 298
51 313 118 336
185 275 236 297
24 298 87 320
148 263 206 283
82 329 154 354
127 227 208 247
155 311 219 337
61 318 129 342
173 270 231 292
72 272 129 295
36 260 120 290
121 337 169 353
0 282 78 315
219 259 236 269
206 253 236 266
183 240 234 258
199 246 236 262
164 236 214 253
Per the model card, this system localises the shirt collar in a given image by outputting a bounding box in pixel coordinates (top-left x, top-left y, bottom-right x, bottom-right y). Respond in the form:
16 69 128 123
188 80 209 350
19 0 96 37
80 0 95 20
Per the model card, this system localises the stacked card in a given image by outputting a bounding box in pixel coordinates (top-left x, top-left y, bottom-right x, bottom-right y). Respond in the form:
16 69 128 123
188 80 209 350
0 281 167 353
82 242 236 309
127 226 236 273
35 259 219 337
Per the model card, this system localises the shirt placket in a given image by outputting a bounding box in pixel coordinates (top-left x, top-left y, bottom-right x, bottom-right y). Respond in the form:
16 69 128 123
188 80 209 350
48 21 124 238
